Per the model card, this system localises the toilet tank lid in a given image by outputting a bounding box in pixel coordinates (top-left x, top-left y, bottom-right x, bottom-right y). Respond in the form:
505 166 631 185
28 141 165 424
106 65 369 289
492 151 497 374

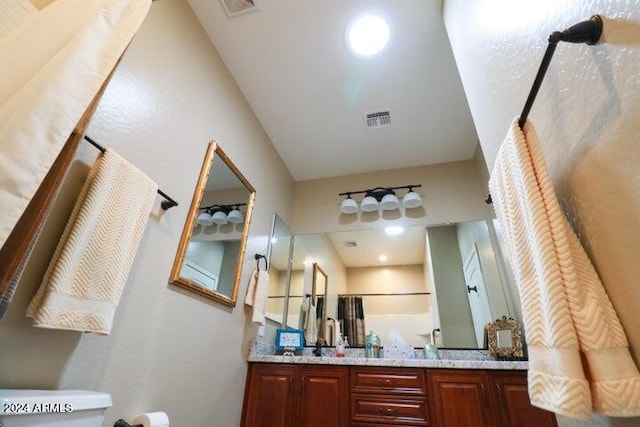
0 390 112 414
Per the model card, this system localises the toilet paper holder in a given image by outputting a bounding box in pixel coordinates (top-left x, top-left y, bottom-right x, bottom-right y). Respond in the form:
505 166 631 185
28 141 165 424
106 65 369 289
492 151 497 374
114 420 142 427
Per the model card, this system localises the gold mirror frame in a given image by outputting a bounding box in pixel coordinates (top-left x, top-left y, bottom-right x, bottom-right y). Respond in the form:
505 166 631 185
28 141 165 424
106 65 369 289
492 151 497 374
312 262 328 344
485 316 524 360
169 142 255 307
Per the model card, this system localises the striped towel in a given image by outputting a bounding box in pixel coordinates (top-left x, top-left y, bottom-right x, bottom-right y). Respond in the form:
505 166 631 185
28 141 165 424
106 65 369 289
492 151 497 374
26 148 157 335
489 118 640 419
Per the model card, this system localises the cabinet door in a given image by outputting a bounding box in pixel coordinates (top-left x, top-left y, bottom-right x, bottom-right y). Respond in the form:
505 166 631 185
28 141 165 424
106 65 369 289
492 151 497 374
428 370 495 427
297 366 348 427
241 364 298 427
491 371 557 427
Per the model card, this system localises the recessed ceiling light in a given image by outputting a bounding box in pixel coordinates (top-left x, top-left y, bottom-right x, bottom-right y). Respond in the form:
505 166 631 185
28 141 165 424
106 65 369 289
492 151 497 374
346 13 391 57
385 226 404 235
379 254 388 262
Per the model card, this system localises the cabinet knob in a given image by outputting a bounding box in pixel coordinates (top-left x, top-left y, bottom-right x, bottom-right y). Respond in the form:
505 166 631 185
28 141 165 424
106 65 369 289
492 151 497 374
379 407 397 416
377 378 395 387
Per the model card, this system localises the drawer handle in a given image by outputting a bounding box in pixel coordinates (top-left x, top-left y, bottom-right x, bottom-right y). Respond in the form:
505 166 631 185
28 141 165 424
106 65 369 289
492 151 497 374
377 378 395 387
379 407 397 416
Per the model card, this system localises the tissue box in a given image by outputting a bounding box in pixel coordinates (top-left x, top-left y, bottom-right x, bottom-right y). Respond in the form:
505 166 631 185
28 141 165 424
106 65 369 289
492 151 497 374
383 343 415 359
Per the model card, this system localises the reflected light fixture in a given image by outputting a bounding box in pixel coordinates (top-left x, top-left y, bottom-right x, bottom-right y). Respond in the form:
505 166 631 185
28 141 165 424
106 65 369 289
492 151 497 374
196 210 214 227
197 203 247 226
379 254 388 262
339 185 422 215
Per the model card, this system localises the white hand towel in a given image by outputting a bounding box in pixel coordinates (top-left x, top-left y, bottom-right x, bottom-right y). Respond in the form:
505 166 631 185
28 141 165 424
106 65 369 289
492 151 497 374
26 148 157 334
298 296 309 330
304 302 317 345
489 118 640 419
244 268 270 325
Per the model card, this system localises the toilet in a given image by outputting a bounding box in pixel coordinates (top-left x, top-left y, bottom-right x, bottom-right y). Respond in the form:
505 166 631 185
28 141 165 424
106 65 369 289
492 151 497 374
0 389 112 427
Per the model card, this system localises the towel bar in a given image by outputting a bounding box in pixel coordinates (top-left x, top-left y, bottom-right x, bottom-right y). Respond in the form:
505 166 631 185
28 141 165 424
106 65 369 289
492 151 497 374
84 135 179 210
518 15 603 129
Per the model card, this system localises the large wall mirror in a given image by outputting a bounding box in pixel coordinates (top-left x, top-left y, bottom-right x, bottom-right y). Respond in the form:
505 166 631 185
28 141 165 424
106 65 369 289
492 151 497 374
272 220 517 348
170 142 256 307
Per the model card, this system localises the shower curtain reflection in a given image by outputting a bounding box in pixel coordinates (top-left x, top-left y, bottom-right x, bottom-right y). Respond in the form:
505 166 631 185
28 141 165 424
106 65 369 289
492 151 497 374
338 296 366 346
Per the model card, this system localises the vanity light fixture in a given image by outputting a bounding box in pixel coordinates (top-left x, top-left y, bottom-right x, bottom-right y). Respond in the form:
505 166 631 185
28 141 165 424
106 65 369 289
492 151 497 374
197 203 247 226
339 185 422 215
195 210 214 227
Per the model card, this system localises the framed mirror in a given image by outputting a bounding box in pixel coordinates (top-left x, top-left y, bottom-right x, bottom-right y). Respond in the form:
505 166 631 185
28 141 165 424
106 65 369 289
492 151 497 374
170 142 256 306
485 316 524 360
312 262 328 344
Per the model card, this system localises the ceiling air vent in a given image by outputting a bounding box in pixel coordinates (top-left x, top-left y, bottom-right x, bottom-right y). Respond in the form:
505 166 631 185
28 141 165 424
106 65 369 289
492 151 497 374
221 0 257 17
365 111 391 130
343 241 358 248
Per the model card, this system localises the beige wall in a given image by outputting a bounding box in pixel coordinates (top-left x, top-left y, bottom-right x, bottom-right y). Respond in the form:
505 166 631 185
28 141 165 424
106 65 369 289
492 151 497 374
291 234 348 327
0 1 293 426
443 1 640 425
292 159 494 235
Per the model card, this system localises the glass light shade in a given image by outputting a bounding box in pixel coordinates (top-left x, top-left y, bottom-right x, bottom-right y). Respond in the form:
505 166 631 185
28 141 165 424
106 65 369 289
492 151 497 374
360 195 379 212
227 208 244 224
211 210 228 225
347 14 391 57
195 211 213 227
340 197 359 214
402 190 422 209
380 193 400 210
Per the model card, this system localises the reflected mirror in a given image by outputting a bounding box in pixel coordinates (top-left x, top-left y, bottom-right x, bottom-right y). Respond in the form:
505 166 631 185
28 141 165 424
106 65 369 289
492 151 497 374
265 215 292 324
279 220 516 348
486 316 524 360
170 142 256 306
312 262 328 344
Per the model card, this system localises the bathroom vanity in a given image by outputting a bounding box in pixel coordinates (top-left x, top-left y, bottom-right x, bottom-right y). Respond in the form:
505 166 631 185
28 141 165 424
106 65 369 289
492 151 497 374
240 356 557 427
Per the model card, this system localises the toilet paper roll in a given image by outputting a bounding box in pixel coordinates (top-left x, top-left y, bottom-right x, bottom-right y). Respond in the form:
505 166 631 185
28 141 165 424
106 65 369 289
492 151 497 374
131 411 169 427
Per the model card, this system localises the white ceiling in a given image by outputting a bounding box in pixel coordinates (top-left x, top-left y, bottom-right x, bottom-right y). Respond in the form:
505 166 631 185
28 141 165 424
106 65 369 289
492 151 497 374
188 0 479 181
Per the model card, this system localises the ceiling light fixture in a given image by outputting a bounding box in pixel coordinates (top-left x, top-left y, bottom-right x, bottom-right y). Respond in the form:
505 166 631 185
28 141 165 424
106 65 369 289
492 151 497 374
196 203 247 227
346 13 391 57
339 185 423 215
379 254 388 262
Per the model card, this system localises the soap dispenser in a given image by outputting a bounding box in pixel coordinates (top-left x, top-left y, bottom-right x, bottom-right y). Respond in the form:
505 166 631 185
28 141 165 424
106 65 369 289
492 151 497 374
365 330 381 358
335 335 345 357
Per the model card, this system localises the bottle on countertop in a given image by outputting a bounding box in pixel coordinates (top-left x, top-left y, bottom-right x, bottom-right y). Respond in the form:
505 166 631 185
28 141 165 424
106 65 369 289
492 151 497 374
365 330 382 358
335 335 345 357
423 335 440 360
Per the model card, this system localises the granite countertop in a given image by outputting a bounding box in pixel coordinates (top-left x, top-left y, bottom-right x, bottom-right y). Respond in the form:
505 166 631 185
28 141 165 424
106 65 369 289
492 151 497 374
248 341 528 370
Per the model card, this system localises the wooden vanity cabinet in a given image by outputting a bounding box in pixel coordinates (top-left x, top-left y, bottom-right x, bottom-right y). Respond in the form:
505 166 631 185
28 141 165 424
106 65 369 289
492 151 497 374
489 371 557 427
427 369 557 427
242 364 557 427
427 370 495 427
350 367 429 426
241 363 347 427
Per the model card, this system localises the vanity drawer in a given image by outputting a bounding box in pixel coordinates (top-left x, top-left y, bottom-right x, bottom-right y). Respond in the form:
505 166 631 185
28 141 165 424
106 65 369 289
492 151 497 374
350 393 429 426
351 367 426 395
